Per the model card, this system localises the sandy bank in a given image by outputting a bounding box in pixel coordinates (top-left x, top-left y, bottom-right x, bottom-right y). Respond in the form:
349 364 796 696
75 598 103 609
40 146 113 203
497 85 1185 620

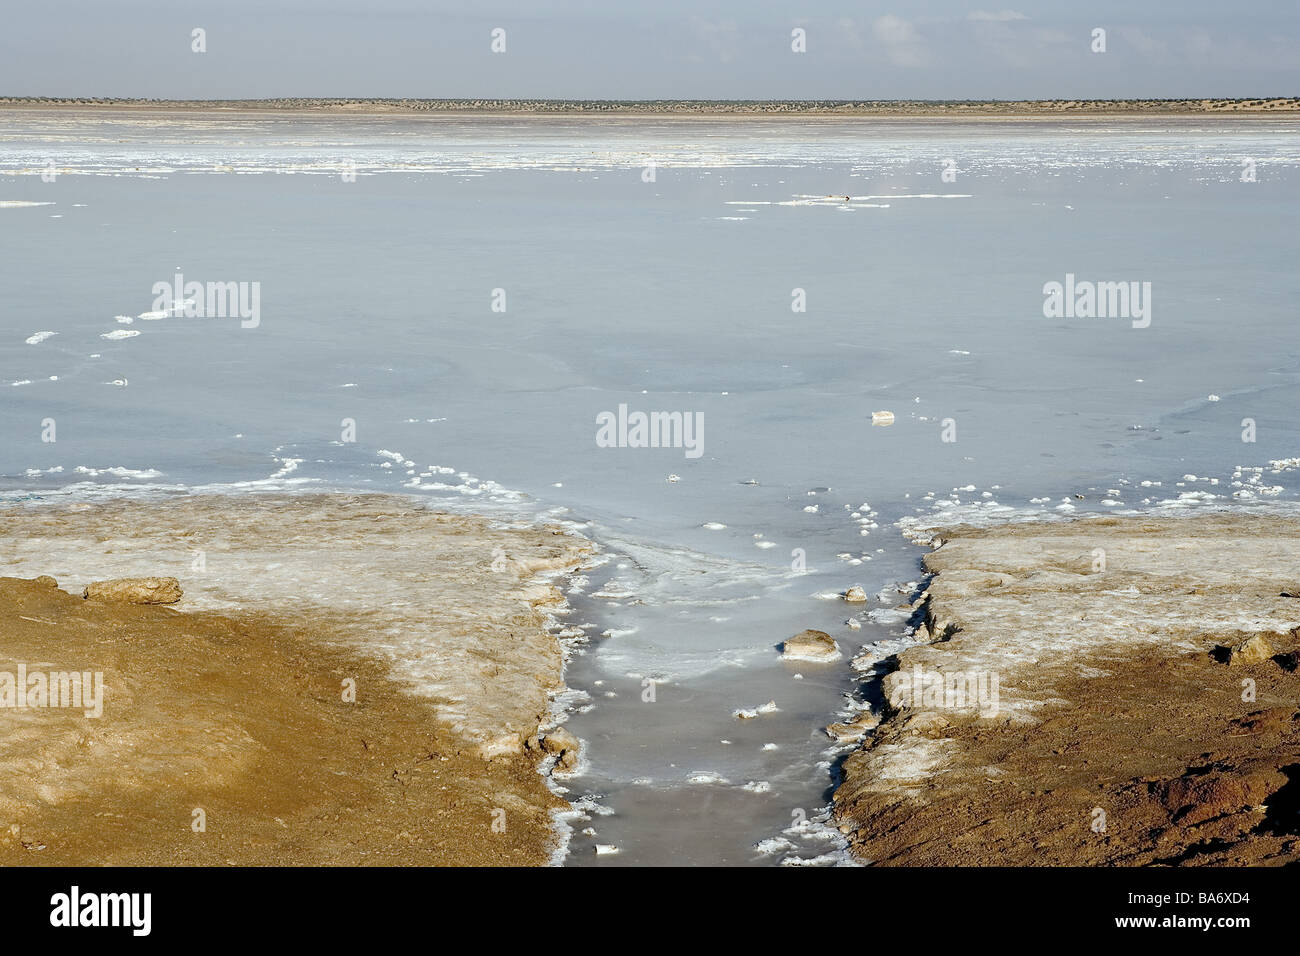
834 513 1300 866
0 493 594 865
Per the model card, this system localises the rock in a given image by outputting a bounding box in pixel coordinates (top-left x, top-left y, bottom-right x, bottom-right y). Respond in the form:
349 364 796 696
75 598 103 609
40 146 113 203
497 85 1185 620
1159 768 1281 826
1213 633 1275 665
540 727 580 771
82 576 182 605
541 726 579 753
844 585 868 603
33 575 57 588
1227 708 1295 735
734 700 778 719
781 629 840 663
826 711 881 743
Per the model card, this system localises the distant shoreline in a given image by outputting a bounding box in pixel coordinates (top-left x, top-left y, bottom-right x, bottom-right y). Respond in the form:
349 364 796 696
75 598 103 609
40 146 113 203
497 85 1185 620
2 96 1298 117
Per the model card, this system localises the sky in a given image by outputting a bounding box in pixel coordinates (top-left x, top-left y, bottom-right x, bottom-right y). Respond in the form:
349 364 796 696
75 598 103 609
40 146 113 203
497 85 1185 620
2 1 1298 101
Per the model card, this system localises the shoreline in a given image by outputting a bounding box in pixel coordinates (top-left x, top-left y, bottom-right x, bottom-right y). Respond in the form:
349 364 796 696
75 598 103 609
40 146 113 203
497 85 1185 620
0 491 596 865
832 512 1300 865
1 96 1298 118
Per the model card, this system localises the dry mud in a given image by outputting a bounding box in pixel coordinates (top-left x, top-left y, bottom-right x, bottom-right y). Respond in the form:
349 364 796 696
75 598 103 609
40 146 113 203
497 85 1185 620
0 493 593 865
834 514 1300 866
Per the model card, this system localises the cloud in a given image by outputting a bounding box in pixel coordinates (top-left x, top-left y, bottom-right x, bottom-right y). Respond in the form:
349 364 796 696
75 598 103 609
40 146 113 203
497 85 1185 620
834 16 864 50
872 14 929 66
688 17 740 64
873 14 916 46
967 10 1029 22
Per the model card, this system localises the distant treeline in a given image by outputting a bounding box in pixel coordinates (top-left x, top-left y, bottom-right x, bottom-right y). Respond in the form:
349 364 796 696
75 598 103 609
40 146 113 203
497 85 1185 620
1 97 1297 114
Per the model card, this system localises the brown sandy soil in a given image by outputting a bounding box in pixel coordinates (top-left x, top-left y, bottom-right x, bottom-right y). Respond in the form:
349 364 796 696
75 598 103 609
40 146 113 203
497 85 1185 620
834 514 1300 866
0 494 595 866
0 576 562 865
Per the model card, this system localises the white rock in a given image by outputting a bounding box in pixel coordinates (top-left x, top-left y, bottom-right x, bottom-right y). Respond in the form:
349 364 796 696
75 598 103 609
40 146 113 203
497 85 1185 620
781 629 841 663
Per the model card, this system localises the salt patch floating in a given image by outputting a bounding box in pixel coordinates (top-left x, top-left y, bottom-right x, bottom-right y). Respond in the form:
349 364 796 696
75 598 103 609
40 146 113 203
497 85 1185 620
73 465 162 479
871 410 895 426
136 310 169 320
686 771 730 785
780 852 848 867
733 707 759 719
0 201 55 208
24 331 56 345
853 193 972 200
100 329 140 340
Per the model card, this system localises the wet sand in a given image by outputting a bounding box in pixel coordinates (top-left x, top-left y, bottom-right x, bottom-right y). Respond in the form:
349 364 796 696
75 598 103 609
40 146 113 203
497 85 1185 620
834 514 1300 866
0 493 593 865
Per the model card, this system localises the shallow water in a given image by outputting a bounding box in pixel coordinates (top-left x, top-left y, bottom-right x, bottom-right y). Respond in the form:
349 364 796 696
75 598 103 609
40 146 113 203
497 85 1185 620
3 111 1299 864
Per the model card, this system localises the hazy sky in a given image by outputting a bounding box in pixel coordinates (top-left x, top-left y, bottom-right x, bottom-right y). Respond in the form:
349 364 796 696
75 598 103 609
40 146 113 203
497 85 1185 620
3 1 1298 100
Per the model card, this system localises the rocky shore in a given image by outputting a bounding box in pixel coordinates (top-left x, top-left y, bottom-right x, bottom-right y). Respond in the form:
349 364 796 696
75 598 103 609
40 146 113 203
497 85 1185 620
833 513 1300 866
0 493 594 865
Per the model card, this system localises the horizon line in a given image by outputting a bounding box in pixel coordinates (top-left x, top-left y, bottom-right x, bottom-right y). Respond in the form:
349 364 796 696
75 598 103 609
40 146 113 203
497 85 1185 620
3 96 1299 116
